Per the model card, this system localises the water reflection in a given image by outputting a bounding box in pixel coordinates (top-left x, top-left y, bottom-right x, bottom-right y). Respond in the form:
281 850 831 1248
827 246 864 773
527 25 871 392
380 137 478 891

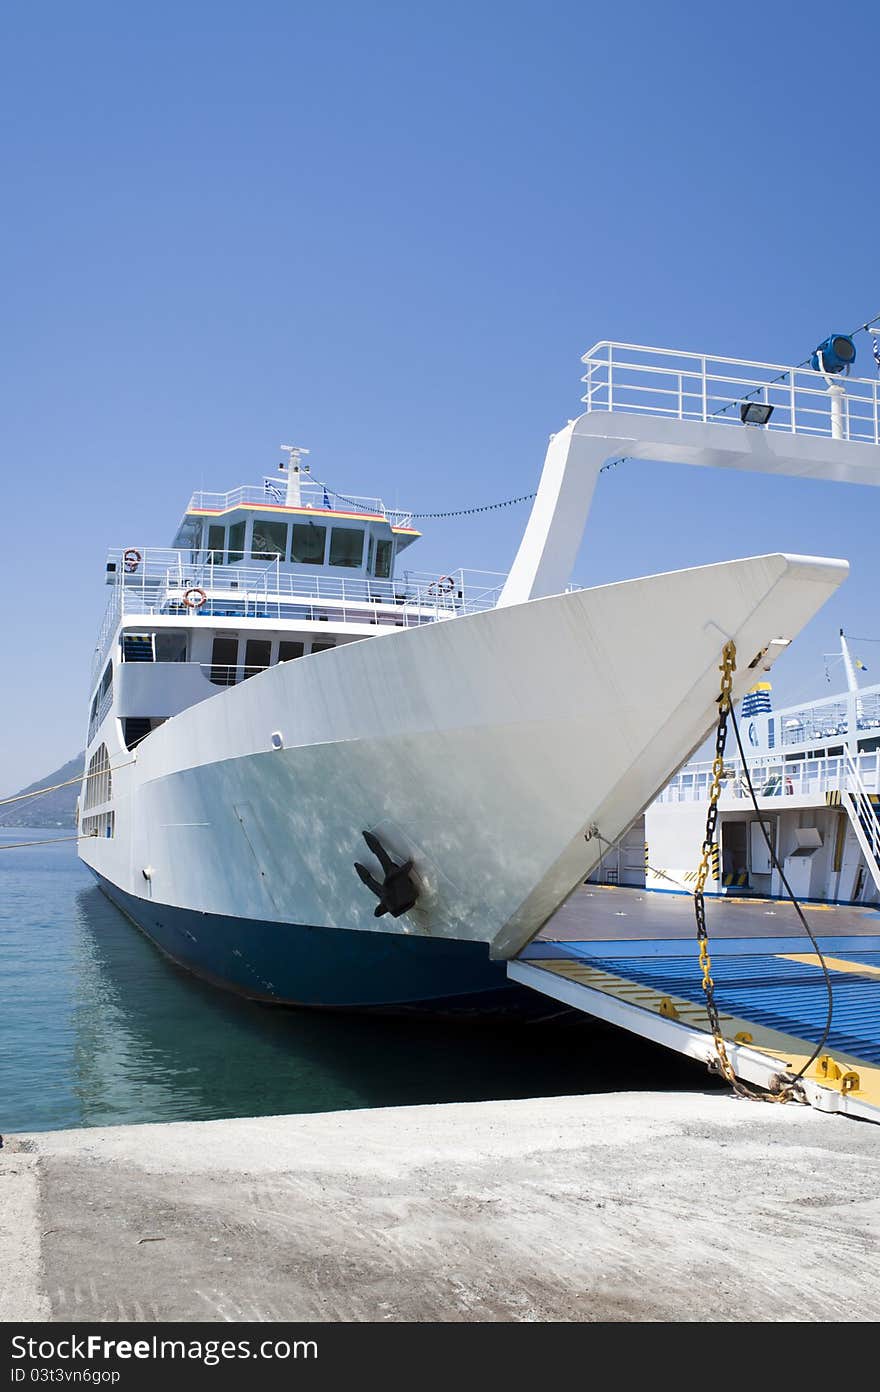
69 886 717 1129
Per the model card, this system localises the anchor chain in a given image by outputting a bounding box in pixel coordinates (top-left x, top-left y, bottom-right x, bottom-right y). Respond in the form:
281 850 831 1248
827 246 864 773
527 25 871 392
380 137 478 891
694 640 796 1104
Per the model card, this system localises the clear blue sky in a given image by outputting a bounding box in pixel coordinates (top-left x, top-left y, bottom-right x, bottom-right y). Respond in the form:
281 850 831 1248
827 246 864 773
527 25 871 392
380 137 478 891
2 1 879 792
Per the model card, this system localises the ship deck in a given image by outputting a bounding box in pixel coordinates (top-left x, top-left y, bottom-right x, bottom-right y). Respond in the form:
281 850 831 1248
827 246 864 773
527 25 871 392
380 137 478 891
511 886 880 1122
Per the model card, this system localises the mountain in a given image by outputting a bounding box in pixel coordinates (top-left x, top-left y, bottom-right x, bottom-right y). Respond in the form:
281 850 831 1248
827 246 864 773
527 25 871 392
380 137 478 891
0 754 84 828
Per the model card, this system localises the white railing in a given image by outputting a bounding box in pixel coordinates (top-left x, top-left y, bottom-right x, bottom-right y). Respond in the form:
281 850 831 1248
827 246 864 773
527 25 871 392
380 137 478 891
186 480 414 529
773 689 880 748
91 554 506 680
658 750 880 805
581 341 880 445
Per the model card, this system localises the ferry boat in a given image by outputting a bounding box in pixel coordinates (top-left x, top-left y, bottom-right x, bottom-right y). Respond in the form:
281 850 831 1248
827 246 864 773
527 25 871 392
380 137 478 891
78 339 880 1010
644 631 880 906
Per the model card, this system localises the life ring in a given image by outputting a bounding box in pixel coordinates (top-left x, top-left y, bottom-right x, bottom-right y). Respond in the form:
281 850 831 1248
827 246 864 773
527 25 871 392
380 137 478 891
427 575 455 597
183 586 207 609
123 548 142 574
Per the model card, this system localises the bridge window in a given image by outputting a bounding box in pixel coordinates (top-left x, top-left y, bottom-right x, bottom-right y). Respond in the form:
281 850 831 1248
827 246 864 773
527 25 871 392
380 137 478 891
207 525 225 562
374 539 393 579
243 638 271 678
228 521 246 562
329 527 364 568
291 523 326 565
311 642 334 655
252 520 288 560
278 641 304 662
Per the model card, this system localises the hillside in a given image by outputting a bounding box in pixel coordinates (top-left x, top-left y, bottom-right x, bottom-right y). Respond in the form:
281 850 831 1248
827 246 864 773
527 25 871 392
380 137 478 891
0 754 84 828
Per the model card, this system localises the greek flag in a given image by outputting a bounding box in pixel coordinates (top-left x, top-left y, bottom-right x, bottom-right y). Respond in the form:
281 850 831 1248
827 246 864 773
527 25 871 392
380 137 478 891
322 487 331 508
265 481 284 502
873 333 880 373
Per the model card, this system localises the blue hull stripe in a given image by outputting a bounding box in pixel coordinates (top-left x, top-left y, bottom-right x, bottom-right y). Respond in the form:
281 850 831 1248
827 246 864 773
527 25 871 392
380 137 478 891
93 874 514 1010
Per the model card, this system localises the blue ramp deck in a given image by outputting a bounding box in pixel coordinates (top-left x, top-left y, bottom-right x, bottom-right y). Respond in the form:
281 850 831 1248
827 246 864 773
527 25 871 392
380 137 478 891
510 888 880 1120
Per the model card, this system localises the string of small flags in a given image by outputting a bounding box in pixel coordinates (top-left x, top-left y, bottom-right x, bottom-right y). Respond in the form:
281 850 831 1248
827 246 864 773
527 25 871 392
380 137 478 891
312 455 626 524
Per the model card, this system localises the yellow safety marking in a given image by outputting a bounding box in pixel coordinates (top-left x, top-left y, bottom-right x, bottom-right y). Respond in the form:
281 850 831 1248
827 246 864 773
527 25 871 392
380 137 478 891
187 502 421 536
526 958 880 1110
833 810 848 874
778 952 880 980
530 960 729 1032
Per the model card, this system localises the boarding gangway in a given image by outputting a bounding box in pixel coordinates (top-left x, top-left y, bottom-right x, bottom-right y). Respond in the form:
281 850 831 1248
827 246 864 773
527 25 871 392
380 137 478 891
501 340 880 606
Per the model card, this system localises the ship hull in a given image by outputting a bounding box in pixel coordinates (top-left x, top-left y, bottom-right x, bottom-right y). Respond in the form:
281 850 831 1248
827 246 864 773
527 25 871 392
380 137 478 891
91 872 522 1010
80 553 848 1007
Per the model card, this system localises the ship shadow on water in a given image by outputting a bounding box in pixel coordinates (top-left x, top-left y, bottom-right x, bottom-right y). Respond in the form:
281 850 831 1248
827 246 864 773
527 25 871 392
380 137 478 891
71 885 722 1130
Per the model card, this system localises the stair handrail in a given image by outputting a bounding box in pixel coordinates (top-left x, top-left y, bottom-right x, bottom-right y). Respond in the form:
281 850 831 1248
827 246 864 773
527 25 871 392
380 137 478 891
844 748 880 867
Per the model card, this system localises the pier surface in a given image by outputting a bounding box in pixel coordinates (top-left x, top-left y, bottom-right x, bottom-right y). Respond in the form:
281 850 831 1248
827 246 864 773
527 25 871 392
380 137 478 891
3 1091 879 1323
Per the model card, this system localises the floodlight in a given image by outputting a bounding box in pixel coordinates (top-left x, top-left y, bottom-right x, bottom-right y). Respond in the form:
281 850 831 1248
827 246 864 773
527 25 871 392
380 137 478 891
740 401 774 426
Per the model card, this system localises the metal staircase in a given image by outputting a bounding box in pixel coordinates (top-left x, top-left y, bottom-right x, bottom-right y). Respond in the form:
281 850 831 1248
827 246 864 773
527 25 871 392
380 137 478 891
844 750 880 897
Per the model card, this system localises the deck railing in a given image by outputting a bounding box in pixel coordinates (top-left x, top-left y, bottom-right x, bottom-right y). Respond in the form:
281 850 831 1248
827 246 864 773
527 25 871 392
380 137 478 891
186 479 414 529
91 555 506 681
657 750 880 805
771 689 880 748
581 341 880 445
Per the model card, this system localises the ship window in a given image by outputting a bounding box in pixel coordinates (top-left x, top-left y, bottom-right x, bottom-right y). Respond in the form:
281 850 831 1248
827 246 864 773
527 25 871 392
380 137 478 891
228 521 246 563
374 538 393 579
84 744 112 810
366 535 376 573
82 811 115 839
210 636 239 686
291 523 326 565
278 641 304 662
329 527 364 568
207 525 225 562
155 632 187 663
310 642 334 655
252 520 288 560
243 638 271 677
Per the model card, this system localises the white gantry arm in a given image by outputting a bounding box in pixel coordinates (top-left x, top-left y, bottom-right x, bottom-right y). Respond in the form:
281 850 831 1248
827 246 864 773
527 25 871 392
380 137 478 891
498 341 880 604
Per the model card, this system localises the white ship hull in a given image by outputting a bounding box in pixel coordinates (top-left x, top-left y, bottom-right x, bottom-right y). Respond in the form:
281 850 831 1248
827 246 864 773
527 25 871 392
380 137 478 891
80 552 846 1007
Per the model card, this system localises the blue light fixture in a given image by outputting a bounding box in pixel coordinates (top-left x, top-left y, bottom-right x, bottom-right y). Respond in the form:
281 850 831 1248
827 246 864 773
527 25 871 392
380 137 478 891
810 334 856 374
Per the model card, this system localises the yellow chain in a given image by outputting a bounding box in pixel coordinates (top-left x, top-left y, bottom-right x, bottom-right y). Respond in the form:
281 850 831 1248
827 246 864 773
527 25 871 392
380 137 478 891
694 640 796 1102
695 642 739 1086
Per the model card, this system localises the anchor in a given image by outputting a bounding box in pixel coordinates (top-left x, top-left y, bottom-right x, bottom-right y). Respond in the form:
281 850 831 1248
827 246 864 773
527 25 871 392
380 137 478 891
354 830 419 918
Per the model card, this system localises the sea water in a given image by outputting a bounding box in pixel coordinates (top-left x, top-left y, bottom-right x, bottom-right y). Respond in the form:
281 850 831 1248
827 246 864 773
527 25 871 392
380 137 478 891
0 830 710 1133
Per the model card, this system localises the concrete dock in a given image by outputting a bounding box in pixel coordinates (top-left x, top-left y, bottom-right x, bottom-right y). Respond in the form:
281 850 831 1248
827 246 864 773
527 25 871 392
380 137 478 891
3 1091 880 1323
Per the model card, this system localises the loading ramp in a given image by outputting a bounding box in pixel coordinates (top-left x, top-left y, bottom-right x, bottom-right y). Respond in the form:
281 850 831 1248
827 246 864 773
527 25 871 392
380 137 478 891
511 886 880 1122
